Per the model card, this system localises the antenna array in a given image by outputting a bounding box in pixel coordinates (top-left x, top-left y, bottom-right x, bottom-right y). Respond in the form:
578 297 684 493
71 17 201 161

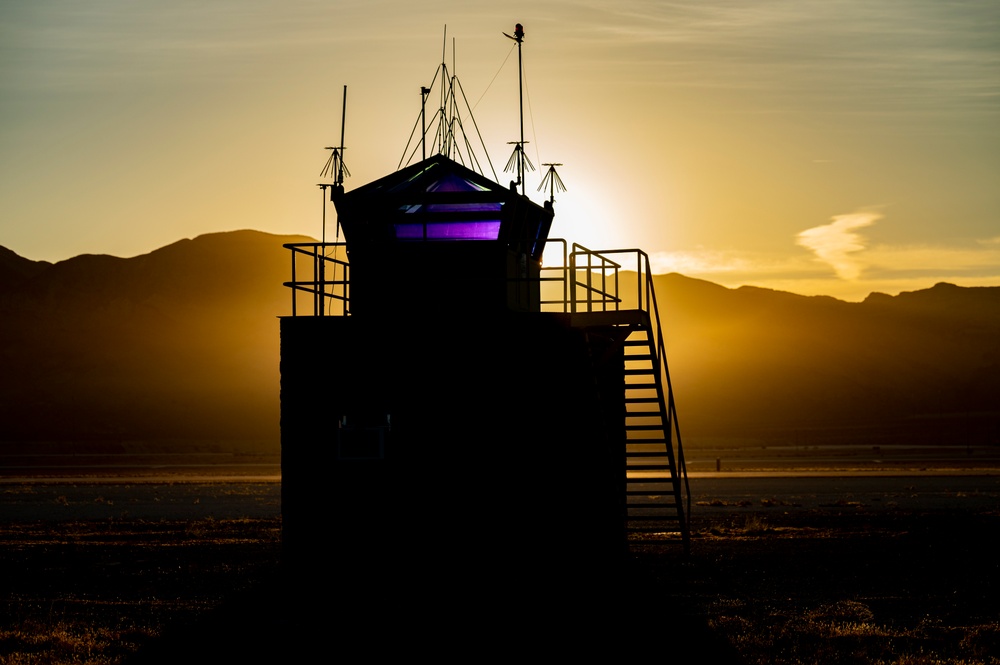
399 27 498 181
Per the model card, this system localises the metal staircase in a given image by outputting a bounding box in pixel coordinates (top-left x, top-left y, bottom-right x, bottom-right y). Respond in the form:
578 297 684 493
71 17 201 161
555 241 691 552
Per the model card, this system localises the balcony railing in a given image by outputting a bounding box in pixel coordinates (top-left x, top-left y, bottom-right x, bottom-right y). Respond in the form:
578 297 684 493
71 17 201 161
283 238 659 318
283 242 350 317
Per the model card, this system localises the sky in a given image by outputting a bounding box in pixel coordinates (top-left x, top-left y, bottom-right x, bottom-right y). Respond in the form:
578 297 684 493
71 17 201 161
2 0 998 301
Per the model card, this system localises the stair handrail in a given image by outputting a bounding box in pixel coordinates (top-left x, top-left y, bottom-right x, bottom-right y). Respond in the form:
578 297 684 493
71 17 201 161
642 255 691 543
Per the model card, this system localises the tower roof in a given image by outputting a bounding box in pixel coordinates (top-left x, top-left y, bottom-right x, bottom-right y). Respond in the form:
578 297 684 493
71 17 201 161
333 154 553 258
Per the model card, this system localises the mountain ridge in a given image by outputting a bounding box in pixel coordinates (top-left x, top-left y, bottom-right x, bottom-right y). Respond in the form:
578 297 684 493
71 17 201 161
1 230 997 449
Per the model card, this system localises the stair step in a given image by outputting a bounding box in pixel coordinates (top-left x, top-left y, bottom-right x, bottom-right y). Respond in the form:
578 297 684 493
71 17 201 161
628 509 678 515
624 356 655 363
624 383 658 390
627 498 678 504
627 480 678 487
628 512 678 517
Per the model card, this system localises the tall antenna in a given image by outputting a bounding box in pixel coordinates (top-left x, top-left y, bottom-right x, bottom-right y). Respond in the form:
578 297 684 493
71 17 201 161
503 23 527 195
338 85 347 186
317 85 350 315
398 28 498 180
420 86 430 160
538 163 566 204
440 26 450 158
320 86 350 188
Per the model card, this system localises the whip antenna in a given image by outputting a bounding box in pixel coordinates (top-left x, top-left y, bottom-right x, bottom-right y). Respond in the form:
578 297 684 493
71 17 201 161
316 86 349 314
502 23 527 195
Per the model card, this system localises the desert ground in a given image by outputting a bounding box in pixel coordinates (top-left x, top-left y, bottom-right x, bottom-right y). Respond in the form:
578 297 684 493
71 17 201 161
2 447 999 663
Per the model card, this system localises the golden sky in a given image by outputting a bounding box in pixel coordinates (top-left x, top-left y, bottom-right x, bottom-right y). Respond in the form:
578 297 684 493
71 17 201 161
2 1 998 300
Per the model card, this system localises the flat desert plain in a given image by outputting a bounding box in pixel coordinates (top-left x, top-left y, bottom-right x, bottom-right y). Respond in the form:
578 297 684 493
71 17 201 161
1 448 999 663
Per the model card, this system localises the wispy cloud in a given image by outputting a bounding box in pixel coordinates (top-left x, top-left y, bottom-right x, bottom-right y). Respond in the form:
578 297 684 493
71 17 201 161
795 211 881 280
556 1 1000 116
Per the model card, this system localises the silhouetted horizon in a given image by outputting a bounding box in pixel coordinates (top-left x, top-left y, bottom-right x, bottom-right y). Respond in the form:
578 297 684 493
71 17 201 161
2 230 998 449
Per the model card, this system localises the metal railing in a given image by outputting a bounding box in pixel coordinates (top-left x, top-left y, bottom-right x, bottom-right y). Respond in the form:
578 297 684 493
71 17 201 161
285 238 643 317
283 242 350 317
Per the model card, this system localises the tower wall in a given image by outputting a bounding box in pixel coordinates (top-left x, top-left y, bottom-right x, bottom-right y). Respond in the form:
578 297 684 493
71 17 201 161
346 242 541 316
280 311 624 605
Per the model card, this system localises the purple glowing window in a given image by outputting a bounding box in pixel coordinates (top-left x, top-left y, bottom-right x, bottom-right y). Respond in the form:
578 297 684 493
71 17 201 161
394 221 502 240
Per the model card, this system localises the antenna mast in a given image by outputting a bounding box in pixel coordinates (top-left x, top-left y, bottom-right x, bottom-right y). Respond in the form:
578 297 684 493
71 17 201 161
318 85 350 315
320 87 351 192
503 23 528 195
503 23 535 196
420 86 430 160
320 87 351 193
338 85 347 186
398 28 499 179
516 23 524 193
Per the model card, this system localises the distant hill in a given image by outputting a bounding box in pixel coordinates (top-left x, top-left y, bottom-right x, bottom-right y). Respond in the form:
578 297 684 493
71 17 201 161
1 230 997 450
0 230 310 447
0 246 51 293
650 275 1000 445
